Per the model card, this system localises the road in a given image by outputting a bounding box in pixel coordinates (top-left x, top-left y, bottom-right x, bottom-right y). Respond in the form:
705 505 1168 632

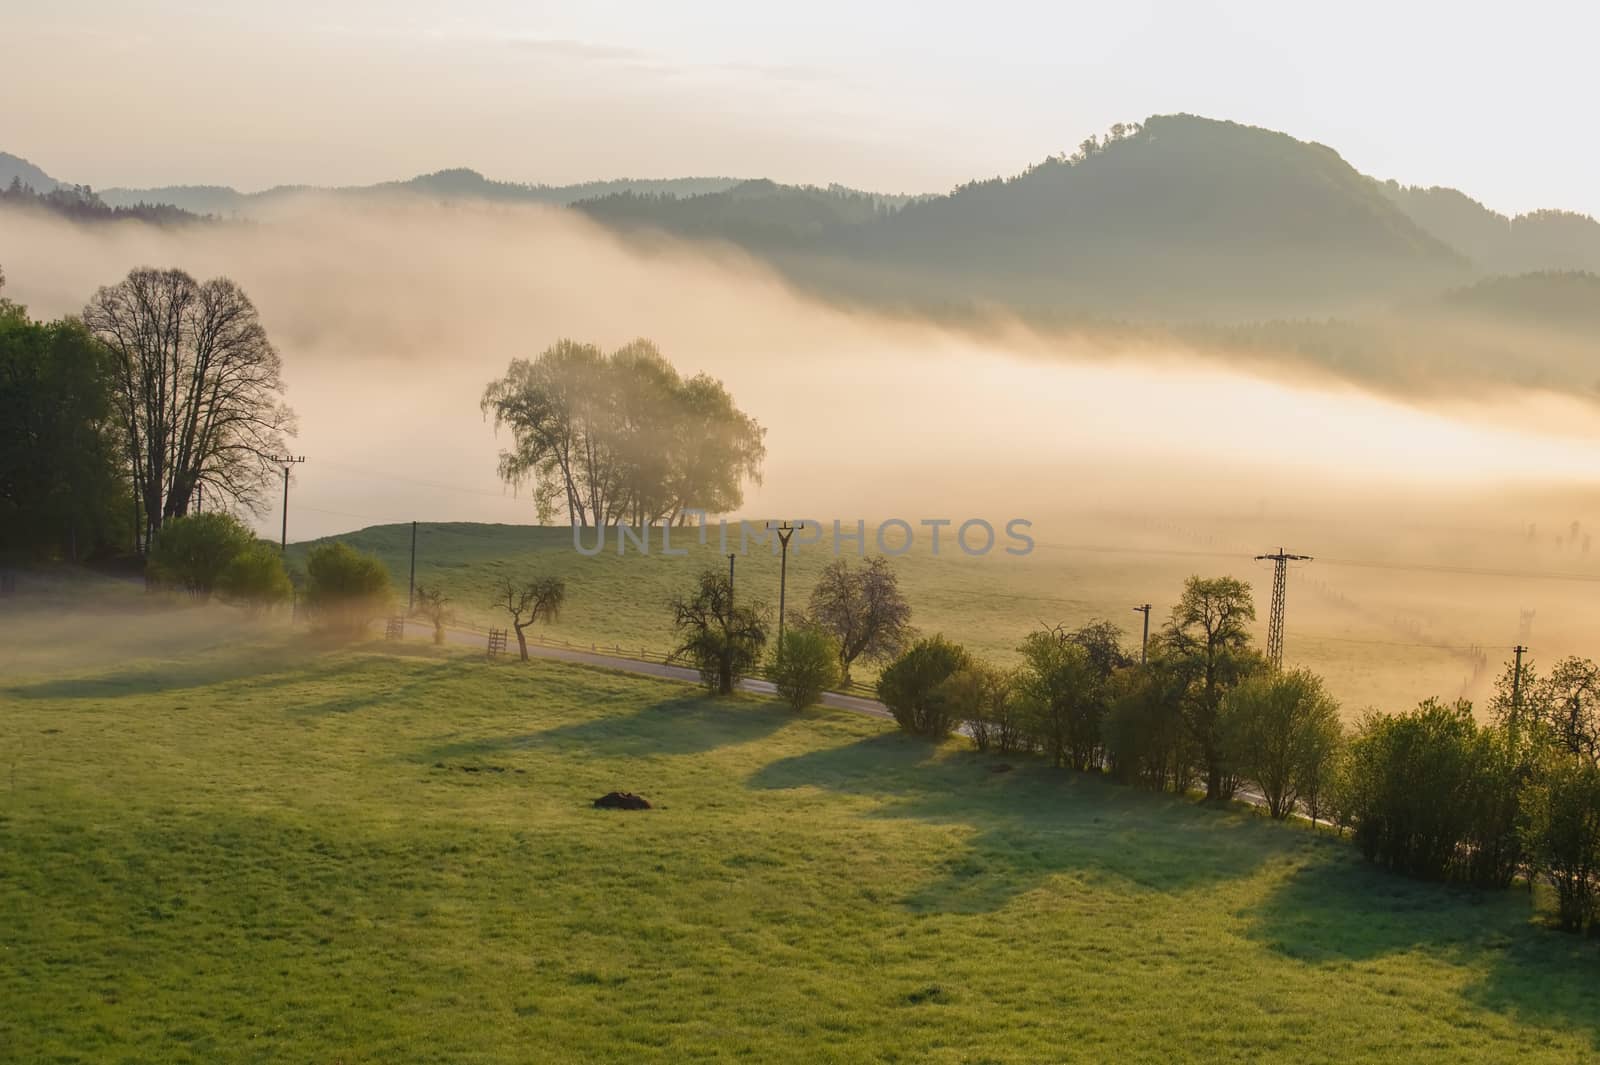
402 619 893 720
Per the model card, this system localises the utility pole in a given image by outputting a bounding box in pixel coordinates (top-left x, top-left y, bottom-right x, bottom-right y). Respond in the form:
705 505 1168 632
1512 644 1528 710
408 520 418 612
1254 547 1313 670
728 553 736 602
770 521 797 650
1133 604 1152 665
270 455 306 552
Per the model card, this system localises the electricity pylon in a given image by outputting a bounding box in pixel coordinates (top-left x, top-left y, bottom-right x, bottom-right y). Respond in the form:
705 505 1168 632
1254 547 1312 669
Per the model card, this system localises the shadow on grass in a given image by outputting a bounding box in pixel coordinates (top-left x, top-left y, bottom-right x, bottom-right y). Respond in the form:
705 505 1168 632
4 636 362 701
425 691 795 762
748 732 1286 914
1245 837 1600 1044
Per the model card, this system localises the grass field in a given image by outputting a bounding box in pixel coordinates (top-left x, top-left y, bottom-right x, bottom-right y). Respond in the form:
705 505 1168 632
288 518 1600 716
3 609 1599 1063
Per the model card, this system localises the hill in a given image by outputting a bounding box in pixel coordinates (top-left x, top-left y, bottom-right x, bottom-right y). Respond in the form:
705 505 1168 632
575 115 1473 319
98 170 746 215
0 151 59 192
1378 182 1600 274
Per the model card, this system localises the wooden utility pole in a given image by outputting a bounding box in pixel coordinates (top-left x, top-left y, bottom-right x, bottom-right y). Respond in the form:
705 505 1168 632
1133 603 1152 665
408 520 418 612
1512 644 1528 710
270 455 306 552
770 521 797 649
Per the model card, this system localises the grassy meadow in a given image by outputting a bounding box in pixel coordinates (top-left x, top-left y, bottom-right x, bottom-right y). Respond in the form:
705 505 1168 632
288 517 1600 716
3 605 1599 1063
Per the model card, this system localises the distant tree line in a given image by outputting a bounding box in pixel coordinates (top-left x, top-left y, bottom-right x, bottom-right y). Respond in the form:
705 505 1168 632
1 178 202 225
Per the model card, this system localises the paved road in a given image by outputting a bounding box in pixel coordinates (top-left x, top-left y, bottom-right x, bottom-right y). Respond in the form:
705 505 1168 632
402 619 893 720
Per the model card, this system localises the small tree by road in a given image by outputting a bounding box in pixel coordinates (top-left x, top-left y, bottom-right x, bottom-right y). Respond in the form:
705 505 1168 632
304 542 392 636
146 512 255 597
1220 668 1343 820
769 625 841 710
669 568 768 695
806 556 913 683
412 584 454 645
498 576 566 660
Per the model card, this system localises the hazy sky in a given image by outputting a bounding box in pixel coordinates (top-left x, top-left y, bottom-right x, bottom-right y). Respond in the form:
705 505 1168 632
5 1 1597 216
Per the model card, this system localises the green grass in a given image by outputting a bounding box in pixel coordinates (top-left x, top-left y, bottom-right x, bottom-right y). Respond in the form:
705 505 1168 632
3 624 1598 1062
289 520 1501 715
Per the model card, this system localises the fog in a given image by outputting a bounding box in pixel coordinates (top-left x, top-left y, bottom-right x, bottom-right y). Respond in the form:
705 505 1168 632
6 197 1600 706
5 198 1599 539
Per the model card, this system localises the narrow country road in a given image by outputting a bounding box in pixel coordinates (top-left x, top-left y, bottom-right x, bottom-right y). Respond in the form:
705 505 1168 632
401 619 893 720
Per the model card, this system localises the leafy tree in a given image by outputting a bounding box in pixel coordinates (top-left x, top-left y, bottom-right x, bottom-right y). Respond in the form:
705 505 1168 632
481 339 765 526
1155 576 1260 801
303 542 392 636
805 556 913 682
82 268 295 550
497 576 565 660
1219 669 1343 819
1015 632 1101 770
877 635 972 738
1491 655 1600 763
768 624 841 710
669 568 767 695
146 512 255 597
1519 751 1600 932
216 541 293 613
412 584 455 645
1340 698 1523 887
0 293 128 560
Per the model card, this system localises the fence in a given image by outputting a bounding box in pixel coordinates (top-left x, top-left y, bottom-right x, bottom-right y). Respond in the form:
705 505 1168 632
385 615 406 640
486 628 508 658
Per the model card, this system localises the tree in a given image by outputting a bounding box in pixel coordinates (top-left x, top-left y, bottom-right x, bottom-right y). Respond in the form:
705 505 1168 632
303 542 392 636
1104 664 1200 794
1519 751 1600 932
877 635 972 738
1156 576 1260 801
669 569 767 694
481 339 765 526
768 625 841 710
498 576 566 660
805 556 913 682
1219 669 1342 819
0 295 128 560
1493 655 1600 763
82 268 294 551
411 584 455 645
146 512 256 597
1015 631 1101 770
216 541 293 613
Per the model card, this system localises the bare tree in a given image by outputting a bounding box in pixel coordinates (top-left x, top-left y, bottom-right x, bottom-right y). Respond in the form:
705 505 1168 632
82 268 294 550
411 584 454 645
497 576 566 660
806 556 913 682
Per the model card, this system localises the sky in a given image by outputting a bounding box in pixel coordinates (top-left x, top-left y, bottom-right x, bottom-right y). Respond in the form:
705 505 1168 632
4 0 1597 215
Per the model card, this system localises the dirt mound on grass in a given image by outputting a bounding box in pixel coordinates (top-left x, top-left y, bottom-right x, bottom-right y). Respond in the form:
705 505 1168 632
593 791 652 810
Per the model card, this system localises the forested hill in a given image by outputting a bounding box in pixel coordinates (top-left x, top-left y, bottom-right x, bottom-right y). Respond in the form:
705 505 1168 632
97 171 746 215
1377 182 1600 276
573 115 1491 319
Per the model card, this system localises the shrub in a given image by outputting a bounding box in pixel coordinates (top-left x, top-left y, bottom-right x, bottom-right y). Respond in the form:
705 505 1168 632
1015 632 1102 770
303 541 392 635
1519 751 1600 932
217 541 293 613
877 635 972 738
1340 698 1523 887
146 512 255 597
963 666 1029 754
1218 669 1342 820
769 625 841 710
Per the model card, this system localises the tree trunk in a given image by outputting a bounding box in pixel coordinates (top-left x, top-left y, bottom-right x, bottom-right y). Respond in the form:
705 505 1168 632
514 623 529 661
